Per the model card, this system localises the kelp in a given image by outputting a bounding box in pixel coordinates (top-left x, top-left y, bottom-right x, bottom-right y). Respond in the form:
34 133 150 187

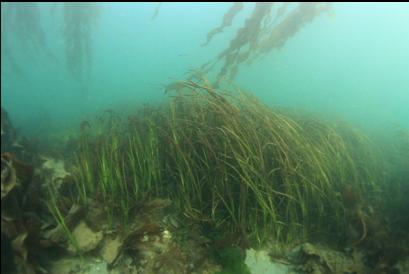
256 3 332 59
1 112 75 273
202 2 273 83
1 2 100 80
0 2 45 78
202 2 244 46
202 3 332 84
0 153 52 274
151 2 162 20
0 2 47 55
5 3 46 53
62 2 100 80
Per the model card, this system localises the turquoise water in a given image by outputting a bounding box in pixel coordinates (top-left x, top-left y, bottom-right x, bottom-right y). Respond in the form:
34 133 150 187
1 3 409 136
1 4 409 273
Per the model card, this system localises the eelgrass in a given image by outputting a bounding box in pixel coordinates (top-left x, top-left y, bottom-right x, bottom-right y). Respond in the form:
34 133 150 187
381 129 409 231
47 182 80 253
50 79 384 245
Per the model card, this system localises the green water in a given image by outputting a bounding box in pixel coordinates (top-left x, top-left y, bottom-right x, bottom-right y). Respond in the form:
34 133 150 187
2 3 408 137
2 4 409 273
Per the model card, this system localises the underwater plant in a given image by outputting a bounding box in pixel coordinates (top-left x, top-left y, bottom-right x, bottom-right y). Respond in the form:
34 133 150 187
202 3 333 84
1 2 100 81
0 2 47 78
202 2 244 47
151 2 162 20
54 78 384 248
46 188 80 254
5 3 46 53
62 2 100 80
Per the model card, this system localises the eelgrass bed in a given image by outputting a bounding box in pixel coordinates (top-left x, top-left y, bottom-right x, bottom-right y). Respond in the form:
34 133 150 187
48 80 384 248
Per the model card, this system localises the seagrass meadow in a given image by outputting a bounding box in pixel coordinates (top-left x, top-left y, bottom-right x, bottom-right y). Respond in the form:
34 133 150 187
64 79 382 243
2 3 409 274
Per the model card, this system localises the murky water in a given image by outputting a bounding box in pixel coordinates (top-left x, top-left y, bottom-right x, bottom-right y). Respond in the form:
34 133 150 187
1 3 409 274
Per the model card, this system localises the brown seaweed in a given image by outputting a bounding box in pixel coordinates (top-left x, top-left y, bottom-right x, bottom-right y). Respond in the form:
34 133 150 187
202 3 332 84
62 3 100 80
151 2 162 20
256 3 332 57
1 153 18 200
202 2 244 47
1 3 47 53
1 153 54 274
214 2 273 82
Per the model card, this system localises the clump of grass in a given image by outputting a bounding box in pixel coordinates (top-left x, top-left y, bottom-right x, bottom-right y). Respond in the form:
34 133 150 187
46 182 80 253
49 78 384 246
158 81 382 244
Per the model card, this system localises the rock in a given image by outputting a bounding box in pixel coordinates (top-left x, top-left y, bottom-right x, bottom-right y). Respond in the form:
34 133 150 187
245 248 294 274
41 156 70 183
68 221 103 254
295 243 369 274
101 237 122 265
49 257 109 274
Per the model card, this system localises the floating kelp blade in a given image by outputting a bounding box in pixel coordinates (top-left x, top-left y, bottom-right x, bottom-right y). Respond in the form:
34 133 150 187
202 3 333 84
